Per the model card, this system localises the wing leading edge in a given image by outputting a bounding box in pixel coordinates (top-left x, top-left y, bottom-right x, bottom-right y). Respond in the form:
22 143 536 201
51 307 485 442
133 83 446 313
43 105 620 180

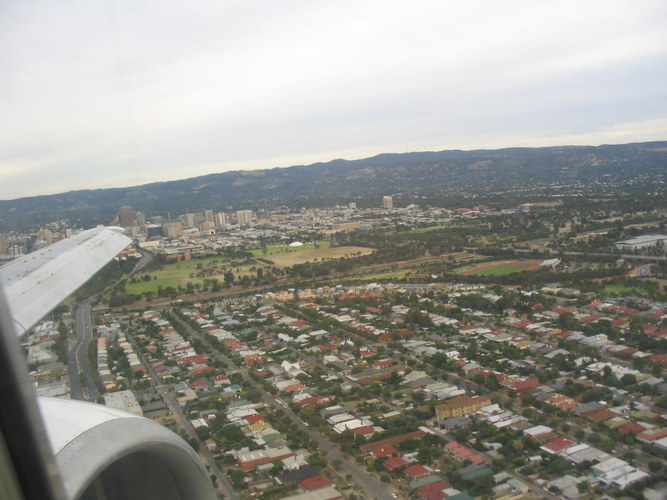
0 226 131 335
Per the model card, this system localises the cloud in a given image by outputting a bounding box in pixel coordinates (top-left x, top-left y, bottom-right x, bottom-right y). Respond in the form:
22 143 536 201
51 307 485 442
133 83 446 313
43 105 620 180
1 0 666 200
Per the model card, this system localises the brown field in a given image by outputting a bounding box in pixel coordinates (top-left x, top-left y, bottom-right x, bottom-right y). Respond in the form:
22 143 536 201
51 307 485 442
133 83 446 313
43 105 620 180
531 200 563 207
267 246 374 268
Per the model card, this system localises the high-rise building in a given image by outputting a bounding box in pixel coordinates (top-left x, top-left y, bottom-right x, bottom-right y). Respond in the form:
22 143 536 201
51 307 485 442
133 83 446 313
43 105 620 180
383 196 393 209
146 224 162 239
214 212 228 228
135 211 146 226
0 237 6 255
349 202 357 210
161 220 182 238
119 206 134 228
236 210 253 226
205 210 214 224
193 212 205 227
184 213 195 228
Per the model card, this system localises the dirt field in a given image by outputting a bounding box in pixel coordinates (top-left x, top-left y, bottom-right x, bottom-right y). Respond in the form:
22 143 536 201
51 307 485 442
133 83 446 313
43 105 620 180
267 246 374 267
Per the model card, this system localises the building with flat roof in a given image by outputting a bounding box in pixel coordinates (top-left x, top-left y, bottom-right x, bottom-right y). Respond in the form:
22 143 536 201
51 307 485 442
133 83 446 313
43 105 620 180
615 234 667 251
161 220 183 238
103 390 143 416
236 446 294 471
436 395 491 420
237 209 253 226
119 205 134 228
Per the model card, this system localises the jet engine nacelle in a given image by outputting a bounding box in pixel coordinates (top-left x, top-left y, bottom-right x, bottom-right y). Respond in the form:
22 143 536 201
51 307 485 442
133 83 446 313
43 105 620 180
38 397 216 500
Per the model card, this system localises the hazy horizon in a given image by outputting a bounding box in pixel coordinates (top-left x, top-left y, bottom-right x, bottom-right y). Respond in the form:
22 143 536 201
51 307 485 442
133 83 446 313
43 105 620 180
2 138 666 202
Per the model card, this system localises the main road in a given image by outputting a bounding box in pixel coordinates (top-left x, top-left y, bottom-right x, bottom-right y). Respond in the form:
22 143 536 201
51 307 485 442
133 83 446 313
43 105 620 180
69 301 98 401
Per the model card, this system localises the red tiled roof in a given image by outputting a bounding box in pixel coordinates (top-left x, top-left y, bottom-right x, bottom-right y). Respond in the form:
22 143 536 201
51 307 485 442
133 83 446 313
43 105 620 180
637 428 667 441
542 437 575 453
618 422 647 435
511 378 541 392
371 445 397 458
245 414 264 424
353 425 375 436
383 456 407 470
649 355 667 367
180 354 208 365
189 366 214 376
405 464 431 479
417 480 452 500
190 379 209 388
299 475 333 492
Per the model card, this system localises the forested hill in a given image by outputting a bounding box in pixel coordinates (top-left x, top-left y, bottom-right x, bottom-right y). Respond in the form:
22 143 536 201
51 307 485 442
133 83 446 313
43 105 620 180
1 141 666 230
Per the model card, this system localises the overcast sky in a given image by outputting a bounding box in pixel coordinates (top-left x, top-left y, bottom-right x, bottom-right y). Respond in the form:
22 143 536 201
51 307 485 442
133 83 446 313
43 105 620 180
1 1 666 200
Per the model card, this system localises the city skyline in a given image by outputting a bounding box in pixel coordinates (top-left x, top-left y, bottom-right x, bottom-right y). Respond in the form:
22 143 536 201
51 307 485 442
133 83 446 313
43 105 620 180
2 0 667 200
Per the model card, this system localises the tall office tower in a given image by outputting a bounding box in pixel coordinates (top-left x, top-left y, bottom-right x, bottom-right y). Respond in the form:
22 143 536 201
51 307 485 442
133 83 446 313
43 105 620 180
236 210 253 226
146 224 162 238
214 212 228 228
161 220 183 238
193 212 205 227
184 213 195 228
135 211 146 226
0 237 6 255
119 206 134 227
205 210 214 224
383 196 393 209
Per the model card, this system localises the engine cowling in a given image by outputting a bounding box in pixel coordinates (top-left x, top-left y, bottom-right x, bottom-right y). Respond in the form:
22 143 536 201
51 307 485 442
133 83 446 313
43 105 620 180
38 397 216 500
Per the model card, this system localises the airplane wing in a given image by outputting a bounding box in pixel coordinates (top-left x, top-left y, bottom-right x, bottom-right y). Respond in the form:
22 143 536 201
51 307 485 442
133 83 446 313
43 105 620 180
0 226 216 500
0 226 131 334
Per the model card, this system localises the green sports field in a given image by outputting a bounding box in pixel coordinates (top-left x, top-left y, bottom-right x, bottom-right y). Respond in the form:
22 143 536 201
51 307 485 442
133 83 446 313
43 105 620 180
457 260 542 276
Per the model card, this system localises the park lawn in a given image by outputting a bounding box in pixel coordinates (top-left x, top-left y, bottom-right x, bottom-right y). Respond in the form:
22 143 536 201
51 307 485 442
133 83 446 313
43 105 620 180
166 255 228 269
604 285 636 295
343 270 410 282
267 245 373 268
473 263 538 276
408 225 449 234
125 277 186 294
125 259 265 295
249 241 331 257
454 263 488 274
454 260 542 276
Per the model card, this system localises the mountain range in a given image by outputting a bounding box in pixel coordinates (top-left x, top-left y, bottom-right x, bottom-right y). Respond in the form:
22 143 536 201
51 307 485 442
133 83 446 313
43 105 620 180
1 141 666 230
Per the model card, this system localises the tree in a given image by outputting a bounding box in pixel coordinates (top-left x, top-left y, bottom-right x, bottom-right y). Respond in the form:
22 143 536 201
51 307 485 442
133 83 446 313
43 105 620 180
649 461 663 473
600 439 614 453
